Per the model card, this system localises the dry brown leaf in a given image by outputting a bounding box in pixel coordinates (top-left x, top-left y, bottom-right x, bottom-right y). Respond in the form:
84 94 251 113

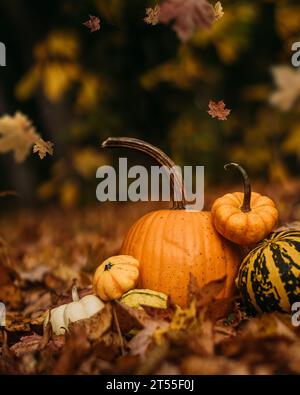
187 273 226 309
129 319 169 359
113 301 149 334
0 284 23 309
207 100 231 120
181 355 249 374
4 312 31 333
69 303 113 341
135 339 169 375
159 0 215 42
241 312 296 341
52 326 90 374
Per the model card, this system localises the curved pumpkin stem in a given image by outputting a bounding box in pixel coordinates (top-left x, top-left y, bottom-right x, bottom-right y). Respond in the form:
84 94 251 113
224 162 251 212
101 137 189 209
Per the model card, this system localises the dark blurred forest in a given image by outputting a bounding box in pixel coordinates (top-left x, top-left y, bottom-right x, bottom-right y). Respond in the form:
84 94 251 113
0 0 300 210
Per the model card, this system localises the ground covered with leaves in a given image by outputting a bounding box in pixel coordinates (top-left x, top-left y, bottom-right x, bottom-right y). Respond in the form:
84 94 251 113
1 203 300 375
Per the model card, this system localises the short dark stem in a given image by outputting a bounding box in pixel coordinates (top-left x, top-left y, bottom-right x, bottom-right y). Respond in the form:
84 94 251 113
224 162 251 212
101 137 188 209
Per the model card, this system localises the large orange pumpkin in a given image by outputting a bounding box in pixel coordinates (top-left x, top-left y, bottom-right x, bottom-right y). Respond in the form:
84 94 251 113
102 138 240 307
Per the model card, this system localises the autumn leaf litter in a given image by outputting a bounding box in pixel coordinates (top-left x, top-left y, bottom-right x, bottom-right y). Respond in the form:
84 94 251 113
0 208 300 375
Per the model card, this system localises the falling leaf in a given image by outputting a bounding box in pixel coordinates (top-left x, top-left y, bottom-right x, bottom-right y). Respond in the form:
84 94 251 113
144 5 160 26
269 66 300 111
83 15 101 33
214 2 224 21
158 0 215 42
0 112 39 162
33 138 54 159
207 100 231 120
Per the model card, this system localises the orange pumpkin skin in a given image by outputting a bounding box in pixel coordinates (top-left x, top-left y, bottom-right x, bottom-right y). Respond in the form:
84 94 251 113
211 192 278 246
121 210 240 308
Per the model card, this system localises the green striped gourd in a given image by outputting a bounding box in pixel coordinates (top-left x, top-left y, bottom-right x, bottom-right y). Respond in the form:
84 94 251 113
237 230 300 313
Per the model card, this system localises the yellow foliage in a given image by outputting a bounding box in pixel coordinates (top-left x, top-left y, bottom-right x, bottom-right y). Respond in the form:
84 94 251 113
192 3 257 63
34 31 79 61
141 47 206 89
59 180 79 208
72 148 107 179
96 0 125 24
43 63 80 102
275 3 300 39
37 180 56 200
16 31 85 104
76 74 101 111
15 66 41 101
154 301 199 343
283 123 300 158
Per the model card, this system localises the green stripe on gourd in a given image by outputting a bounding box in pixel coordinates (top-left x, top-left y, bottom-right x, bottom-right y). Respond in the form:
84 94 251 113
120 289 168 309
236 230 300 313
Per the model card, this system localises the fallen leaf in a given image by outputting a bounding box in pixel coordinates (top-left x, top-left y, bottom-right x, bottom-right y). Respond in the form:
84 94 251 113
181 355 249 374
158 0 215 42
129 319 169 359
68 303 113 341
187 273 226 309
52 326 90 374
135 339 169 374
207 100 231 120
0 284 23 309
113 301 148 334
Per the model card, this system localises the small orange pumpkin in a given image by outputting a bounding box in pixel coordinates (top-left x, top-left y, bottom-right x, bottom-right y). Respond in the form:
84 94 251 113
93 255 140 301
102 138 241 308
211 163 278 245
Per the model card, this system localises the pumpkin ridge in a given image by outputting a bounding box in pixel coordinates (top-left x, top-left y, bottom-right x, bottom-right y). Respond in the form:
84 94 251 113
140 211 161 289
107 271 124 294
159 210 173 295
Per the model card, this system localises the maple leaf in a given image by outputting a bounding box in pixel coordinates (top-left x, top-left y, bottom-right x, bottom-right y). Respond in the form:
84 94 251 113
33 138 54 159
214 2 224 21
269 66 300 111
158 0 215 42
144 5 160 26
83 15 100 33
207 100 231 120
0 112 39 162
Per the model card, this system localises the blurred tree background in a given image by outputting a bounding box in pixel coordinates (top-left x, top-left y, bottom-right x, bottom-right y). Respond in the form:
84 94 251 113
0 0 300 210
